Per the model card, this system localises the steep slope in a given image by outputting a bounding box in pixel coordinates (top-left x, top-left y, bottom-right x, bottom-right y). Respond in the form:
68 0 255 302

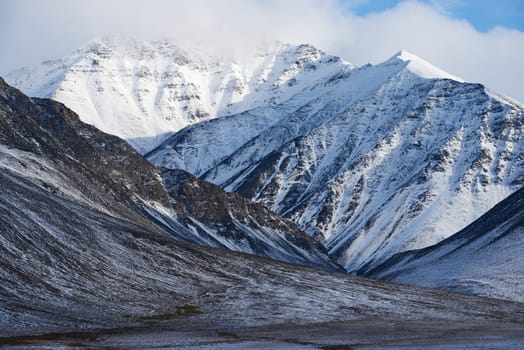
146 55 408 175
6 37 352 153
150 50 524 274
153 169 336 269
368 186 524 302
0 77 336 271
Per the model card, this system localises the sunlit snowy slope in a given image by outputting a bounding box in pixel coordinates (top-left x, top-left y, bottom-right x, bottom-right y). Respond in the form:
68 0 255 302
6 37 351 153
149 49 524 274
369 186 524 302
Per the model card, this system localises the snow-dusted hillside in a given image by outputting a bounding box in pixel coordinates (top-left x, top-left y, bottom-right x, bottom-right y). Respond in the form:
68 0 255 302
0 77 337 272
149 50 524 274
4 167 524 341
4 79 523 344
6 37 351 153
369 186 524 303
7 39 524 277
146 52 412 175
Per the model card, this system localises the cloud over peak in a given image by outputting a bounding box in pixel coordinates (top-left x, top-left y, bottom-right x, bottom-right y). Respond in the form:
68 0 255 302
1 0 523 102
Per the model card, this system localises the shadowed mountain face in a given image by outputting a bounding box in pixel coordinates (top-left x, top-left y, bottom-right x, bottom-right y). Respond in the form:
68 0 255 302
0 77 160 226
368 186 524 303
0 77 337 275
157 168 337 269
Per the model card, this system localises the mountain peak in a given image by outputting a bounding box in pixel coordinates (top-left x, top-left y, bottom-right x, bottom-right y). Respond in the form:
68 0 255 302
6 38 353 153
392 49 420 61
386 49 463 82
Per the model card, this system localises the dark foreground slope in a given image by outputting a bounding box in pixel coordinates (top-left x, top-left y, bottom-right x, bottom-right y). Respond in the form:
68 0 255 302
369 186 524 303
155 168 336 268
0 77 336 271
1 168 524 347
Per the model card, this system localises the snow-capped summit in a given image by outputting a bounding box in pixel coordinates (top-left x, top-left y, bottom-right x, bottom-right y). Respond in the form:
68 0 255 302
6 37 352 153
386 49 463 81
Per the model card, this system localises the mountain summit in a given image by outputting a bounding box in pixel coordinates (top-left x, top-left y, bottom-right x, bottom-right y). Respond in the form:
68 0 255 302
386 49 463 81
6 37 352 153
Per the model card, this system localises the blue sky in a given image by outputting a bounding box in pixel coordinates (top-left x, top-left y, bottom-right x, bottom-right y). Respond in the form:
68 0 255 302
350 0 524 32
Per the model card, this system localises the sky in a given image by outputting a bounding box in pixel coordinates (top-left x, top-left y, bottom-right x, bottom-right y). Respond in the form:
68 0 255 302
351 0 524 32
0 0 523 102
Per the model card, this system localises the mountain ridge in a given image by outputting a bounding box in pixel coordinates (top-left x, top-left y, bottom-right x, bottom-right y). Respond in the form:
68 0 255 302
0 76 337 271
6 37 353 153
5 39 524 295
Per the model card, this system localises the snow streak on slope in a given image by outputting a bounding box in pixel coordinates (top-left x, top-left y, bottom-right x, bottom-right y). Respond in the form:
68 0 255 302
6 37 352 153
149 51 524 274
369 187 524 303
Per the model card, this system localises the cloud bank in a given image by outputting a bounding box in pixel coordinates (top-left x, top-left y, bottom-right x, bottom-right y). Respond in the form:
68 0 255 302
1 0 523 102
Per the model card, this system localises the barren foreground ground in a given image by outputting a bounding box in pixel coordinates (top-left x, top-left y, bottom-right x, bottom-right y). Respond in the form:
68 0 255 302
2 318 524 349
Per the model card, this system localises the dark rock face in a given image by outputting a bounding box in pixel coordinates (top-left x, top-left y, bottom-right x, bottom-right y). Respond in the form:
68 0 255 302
0 77 166 227
0 77 337 272
161 169 339 270
31 98 170 206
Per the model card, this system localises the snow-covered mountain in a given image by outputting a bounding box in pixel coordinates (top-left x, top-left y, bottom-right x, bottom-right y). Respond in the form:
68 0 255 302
368 186 524 303
148 50 524 274
6 37 351 153
4 78 523 345
7 38 524 277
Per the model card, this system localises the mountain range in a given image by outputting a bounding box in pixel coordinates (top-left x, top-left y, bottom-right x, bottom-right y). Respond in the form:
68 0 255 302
8 37 522 276
2 36 524 346
0 75 523 348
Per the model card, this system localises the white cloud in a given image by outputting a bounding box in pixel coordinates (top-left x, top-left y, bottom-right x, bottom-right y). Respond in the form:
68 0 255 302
0 0 523 102
338 1 524 103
